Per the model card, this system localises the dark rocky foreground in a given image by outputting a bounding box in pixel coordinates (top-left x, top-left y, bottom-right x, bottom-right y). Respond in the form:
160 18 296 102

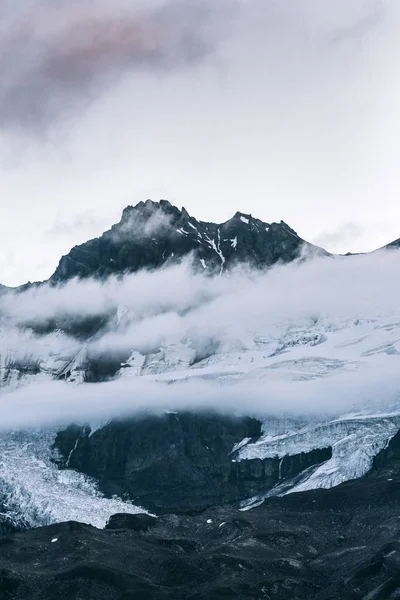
2 429 400 599
53 413 331 514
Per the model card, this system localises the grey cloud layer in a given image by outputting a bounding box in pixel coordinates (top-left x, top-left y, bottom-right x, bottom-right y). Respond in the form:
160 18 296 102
1 250 400 428
0 0 385 132
0 0 227 130
3 251 400 353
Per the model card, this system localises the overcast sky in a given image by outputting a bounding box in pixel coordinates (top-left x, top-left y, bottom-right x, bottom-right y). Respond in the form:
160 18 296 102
1 0 399 286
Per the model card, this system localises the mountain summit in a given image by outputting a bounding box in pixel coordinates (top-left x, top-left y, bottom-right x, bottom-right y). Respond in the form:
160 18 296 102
51 200 327 282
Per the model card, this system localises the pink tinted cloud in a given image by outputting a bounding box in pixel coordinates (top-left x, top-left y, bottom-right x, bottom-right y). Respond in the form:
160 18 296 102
0 1 221 129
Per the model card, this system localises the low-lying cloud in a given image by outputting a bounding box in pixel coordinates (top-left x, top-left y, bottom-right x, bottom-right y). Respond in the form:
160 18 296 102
2 363 400 431
2 249 400 330
1 249 400 429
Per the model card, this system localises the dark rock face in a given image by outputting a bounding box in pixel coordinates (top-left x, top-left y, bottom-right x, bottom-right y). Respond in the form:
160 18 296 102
372 428 400 474
54 412 331 514
105 513 157 531
50 199 327 282
23 314 110 340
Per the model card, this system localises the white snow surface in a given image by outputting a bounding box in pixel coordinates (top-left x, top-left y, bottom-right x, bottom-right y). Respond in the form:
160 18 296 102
0 429 147 529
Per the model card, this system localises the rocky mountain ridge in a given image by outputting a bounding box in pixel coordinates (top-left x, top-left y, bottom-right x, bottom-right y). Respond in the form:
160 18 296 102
1 199 400 290
50 199 328 282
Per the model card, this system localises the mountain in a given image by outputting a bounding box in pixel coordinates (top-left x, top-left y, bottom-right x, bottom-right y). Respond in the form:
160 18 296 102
0 198 328 394
2 201 400 289
1 208 400 502
50 199 328 282
2 200 400 599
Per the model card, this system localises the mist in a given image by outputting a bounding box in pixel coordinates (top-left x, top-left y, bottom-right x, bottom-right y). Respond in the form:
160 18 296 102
1 249 400 429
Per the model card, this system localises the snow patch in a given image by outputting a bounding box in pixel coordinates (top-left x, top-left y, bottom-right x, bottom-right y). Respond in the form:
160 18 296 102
203 230 225 275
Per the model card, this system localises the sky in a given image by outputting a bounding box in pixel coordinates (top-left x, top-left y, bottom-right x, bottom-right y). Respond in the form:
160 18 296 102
1 0 399 286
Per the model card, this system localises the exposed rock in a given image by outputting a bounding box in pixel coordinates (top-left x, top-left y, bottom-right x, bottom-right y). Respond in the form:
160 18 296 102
372 427 400 474
50 200 328 282
105 513 157 531
54 412 331 513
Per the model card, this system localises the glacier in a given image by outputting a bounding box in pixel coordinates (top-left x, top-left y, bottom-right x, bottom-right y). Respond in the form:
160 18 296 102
237 411 400 506
0 429 147 530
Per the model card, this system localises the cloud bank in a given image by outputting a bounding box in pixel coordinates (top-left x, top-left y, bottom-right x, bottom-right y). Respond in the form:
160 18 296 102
1 249 400 429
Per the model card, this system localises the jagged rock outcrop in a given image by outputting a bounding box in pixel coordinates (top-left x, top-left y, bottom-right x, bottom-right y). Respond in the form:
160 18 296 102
50 199 327 282
54 412 331 513
372 428 400 472
105 513 157 531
